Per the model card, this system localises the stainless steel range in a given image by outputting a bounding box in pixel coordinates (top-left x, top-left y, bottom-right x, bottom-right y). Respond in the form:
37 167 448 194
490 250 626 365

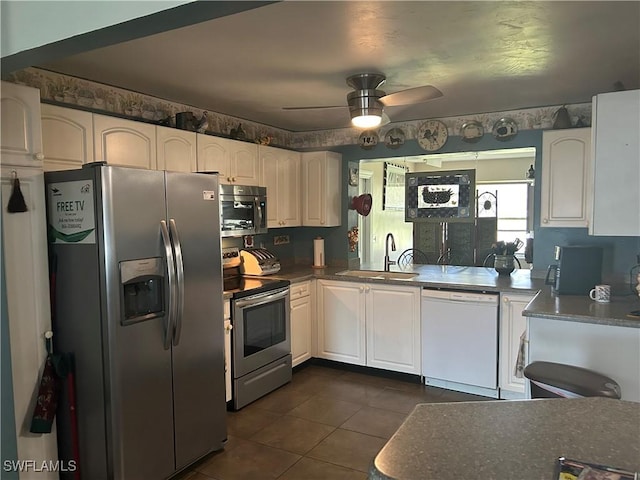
222 247 291 409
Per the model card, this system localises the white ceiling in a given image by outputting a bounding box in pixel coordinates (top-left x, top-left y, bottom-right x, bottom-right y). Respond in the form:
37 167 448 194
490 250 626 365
37 1 640 132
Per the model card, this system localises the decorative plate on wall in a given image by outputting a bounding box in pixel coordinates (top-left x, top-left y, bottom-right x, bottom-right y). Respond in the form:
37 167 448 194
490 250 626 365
384 128 406 149
460 120 484 143
358 130 379 150
492 117 518 141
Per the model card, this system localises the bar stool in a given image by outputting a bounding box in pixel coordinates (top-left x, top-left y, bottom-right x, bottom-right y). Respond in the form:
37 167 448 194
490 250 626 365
523 361 621 399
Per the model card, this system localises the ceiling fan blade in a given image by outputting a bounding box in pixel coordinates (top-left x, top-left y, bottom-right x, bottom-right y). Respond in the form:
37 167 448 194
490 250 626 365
379 85 443 107
282 105 345 111
379 111 391 127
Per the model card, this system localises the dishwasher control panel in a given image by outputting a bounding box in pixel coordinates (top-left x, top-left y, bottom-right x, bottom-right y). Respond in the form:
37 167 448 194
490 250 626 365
421 288 499 304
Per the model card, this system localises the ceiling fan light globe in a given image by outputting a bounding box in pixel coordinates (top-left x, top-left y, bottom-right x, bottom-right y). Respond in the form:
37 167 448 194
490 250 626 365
351 114 382 128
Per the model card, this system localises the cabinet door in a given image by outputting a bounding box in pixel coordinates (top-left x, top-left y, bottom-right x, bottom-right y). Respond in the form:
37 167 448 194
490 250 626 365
196 134 231 182
0 81 43 167
229 141 259 185
259 145 281 227
156 126 197 172
41 104 94 171
260 146 301 228
499 293 534 398
1 166 58 472
317 280 366 365
540 128 591 227
291 295 312 366
590 89 640 236
366 284 421 374
301 151 341 227
94 115 157 169
278 150 301 227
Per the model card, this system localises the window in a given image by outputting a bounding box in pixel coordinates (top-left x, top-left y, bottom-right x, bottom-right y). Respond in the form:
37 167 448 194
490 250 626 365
478 182 529 243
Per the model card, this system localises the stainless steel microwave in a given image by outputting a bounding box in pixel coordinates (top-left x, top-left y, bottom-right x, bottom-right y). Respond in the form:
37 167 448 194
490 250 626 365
219 184 267 237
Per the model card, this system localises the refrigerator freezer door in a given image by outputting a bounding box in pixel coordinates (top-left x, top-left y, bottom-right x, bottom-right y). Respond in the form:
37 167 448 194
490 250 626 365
100 167 175 479
165 171 226 469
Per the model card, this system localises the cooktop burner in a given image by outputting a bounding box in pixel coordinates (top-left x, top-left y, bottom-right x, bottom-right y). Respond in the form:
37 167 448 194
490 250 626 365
223 267 289 299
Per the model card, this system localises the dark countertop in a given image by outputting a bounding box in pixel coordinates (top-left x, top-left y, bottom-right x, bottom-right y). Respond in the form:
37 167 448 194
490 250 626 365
271 264 545 293
369 398 640 480
523 289 640 328
236 264 640 327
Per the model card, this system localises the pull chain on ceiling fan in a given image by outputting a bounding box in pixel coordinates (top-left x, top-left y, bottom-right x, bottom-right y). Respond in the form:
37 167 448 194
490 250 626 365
283 73 443 128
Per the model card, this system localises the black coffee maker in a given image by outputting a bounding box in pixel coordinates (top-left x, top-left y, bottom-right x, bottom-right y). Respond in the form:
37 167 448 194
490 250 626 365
545 246 603 295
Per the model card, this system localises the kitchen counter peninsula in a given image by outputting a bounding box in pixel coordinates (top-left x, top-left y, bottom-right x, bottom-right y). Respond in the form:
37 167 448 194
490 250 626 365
523 289 640 328
369 398 640 480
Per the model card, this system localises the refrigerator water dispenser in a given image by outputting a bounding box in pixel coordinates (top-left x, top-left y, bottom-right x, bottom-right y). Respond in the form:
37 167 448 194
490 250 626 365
120 258 164 324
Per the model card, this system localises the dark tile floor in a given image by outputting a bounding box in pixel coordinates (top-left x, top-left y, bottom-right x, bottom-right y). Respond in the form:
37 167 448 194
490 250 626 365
178 363 492 480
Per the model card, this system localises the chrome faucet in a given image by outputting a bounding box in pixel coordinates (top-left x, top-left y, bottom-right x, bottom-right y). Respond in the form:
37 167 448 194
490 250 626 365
384 233 396 272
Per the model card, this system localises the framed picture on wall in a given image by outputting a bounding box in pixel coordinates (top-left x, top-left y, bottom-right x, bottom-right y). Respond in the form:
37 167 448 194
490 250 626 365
383 162 406 210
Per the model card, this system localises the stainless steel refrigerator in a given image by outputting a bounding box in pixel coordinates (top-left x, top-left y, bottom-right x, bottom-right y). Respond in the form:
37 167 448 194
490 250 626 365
45 164 226 479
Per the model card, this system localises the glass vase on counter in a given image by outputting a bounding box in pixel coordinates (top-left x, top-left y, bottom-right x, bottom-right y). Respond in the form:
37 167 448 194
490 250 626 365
494 255 516 275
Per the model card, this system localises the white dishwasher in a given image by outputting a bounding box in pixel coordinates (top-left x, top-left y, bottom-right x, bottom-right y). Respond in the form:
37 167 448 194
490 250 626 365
421 289 499 398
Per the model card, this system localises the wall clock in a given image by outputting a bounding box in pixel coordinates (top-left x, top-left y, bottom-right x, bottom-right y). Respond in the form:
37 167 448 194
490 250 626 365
417 120 448 151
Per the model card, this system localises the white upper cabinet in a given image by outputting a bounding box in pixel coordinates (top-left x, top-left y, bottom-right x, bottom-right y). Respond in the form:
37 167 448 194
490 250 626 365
41 103 94 171
259 145 301 228
301 151 342 227
540 128 591 228
197 134 259 185
93 114 157 169
1 81 43 167
590 89 640 236
156 126 197 172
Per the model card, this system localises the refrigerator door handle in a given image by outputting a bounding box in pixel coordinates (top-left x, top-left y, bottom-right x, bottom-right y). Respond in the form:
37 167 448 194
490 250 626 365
169 218 185 346
160 220 176 350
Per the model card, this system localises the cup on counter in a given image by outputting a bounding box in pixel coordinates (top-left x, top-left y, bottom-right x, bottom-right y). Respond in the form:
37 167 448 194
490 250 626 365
589 284 611 303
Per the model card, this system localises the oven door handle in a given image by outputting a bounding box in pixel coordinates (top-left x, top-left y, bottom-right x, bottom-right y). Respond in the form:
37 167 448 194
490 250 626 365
234 287 289 309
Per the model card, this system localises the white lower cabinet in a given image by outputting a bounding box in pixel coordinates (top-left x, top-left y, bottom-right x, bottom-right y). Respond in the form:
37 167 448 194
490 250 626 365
366 284 421 374
290 281 312 367
499 293 535 399
317 280 421 374
223 299 232 403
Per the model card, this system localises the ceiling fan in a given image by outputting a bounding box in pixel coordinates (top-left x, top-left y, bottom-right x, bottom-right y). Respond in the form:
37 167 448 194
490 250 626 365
283 73 443 129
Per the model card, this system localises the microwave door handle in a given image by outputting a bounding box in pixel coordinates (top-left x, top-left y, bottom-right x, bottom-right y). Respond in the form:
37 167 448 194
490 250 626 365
234 288 289 309
255 197 264 230
169 219 185 346
160 220 176 350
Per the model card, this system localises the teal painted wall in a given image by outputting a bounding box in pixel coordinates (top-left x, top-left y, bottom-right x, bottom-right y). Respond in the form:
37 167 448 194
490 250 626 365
268 130 638 278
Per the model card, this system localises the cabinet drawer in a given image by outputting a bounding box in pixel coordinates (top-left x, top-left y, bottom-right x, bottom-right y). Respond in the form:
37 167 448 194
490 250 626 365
290 280 311 300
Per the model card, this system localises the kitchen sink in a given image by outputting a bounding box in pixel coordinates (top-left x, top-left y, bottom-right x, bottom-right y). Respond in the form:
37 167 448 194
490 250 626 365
335 270 419 281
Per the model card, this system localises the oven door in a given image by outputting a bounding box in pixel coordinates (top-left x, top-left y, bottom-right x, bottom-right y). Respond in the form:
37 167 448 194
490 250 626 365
232 287 290 378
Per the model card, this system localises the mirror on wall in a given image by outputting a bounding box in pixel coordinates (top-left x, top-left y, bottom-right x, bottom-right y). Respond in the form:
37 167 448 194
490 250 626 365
359 147 536 269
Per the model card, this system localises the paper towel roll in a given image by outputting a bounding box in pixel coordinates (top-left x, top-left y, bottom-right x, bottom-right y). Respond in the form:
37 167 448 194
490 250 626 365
313 237 325 267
